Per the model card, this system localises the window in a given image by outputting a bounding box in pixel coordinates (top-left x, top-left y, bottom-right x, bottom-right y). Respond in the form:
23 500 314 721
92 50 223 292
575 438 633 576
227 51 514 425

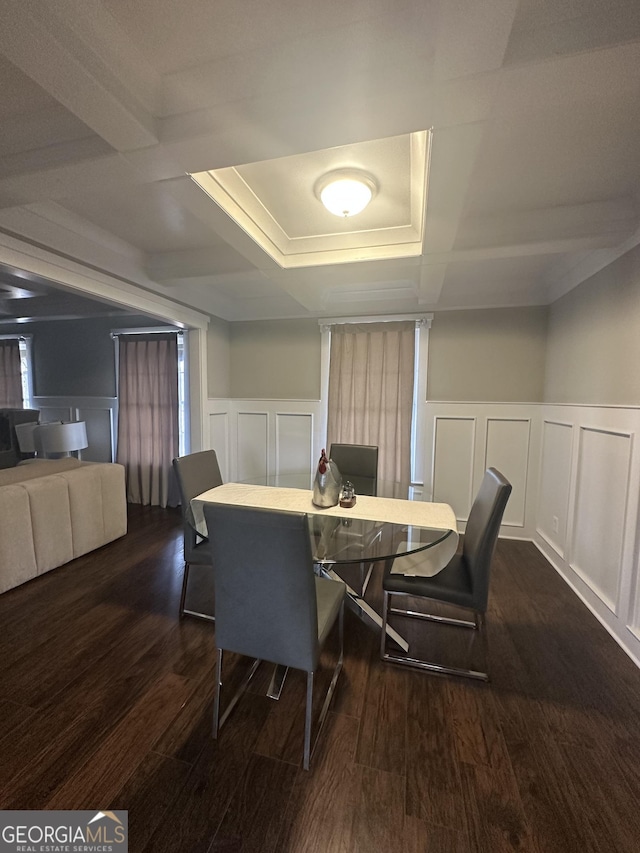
18 337 33 409
114 330 180 508
177 332 188 456
0 334 33 409
320 316 431 485
113 327 189 458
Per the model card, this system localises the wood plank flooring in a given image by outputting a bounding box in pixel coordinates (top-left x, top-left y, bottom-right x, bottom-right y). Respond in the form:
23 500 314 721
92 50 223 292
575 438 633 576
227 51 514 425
1 506 639 852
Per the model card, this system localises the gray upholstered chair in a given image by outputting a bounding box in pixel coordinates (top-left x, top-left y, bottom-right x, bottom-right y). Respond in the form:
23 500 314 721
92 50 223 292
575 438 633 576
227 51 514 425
381 468 511 681
172 449 223 622
328 443 378 496
203 503 345 771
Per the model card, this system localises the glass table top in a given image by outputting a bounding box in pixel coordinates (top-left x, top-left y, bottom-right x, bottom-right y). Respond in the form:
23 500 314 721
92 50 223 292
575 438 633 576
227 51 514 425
233 472 454 566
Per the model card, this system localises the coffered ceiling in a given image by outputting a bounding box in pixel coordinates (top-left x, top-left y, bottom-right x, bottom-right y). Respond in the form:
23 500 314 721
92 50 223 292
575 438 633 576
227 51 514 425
0 0 639 322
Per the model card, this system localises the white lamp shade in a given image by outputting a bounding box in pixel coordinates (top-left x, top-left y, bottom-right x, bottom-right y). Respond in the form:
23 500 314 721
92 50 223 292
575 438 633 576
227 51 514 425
15 421 38 453
37 421 88 454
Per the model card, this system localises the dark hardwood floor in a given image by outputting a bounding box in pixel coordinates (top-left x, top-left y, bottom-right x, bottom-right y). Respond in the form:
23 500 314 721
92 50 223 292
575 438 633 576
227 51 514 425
1 505 639 852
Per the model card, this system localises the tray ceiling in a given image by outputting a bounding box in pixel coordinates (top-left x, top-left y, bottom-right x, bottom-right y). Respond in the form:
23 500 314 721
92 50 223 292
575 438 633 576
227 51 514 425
0 0 638 321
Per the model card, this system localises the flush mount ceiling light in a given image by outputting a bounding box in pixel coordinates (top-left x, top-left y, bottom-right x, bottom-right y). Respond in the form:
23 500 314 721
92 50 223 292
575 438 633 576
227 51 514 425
314 169 378 218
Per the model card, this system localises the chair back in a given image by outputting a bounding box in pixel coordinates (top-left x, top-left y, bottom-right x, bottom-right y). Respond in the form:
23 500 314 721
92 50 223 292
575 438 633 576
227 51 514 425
329 443 378 496
203 504 320 672
463 468 512 611
173 450 223 558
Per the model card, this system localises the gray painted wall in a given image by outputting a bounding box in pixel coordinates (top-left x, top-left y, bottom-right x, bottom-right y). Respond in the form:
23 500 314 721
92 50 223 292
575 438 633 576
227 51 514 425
229 318 322 399
3 315 174 398
207 315 231 398
544 243 640 405
223 308 549 403
11 240 637 409
427 307 549 402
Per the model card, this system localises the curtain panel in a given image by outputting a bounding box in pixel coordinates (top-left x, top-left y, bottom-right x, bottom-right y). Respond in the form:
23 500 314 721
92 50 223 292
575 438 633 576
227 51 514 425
116 333 179 508
0 340 23 408
327 321 415 484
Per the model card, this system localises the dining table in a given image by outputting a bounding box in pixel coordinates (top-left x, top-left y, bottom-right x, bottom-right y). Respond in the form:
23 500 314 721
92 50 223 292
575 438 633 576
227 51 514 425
190 475 459 672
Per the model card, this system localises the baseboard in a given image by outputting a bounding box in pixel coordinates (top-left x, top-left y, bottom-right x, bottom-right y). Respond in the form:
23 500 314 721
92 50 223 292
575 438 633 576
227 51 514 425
533 535 640 671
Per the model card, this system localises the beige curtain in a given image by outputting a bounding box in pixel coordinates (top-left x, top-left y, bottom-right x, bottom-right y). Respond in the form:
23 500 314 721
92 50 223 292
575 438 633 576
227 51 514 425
0 340 23 408
116 333 179 508
327 321 415 484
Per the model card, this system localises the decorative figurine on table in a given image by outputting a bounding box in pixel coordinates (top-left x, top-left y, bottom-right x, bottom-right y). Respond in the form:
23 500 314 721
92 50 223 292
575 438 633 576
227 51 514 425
311 448 342 508
340 480 356 508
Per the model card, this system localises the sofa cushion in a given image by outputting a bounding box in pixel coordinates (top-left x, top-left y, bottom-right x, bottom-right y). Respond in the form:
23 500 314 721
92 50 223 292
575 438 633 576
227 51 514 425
26 476 74 573
62 465 108 557
0 458 82 487
0 460 127 595
99 464 127 542
0 485 38 594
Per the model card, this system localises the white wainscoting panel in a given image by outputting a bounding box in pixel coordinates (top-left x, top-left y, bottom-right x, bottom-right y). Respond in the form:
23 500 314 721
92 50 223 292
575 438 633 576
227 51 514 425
38 405 72 423
423 403 539 538
276 413 314 474
632 550 640 641
432 417 475 521
485 418 531 529
570 426 632 614
77 406 114 463
537 421 573 556
207 399 324 482
236 412 269 483
534 404 640 670
207 405 230 481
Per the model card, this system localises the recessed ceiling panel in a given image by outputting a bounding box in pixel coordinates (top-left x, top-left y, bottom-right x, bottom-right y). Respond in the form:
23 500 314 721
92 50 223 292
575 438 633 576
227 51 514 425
190 130 431 269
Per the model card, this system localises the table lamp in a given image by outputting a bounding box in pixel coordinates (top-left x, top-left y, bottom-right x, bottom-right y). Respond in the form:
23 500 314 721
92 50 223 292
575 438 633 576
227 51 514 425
15 421 39 454
36 421 88 458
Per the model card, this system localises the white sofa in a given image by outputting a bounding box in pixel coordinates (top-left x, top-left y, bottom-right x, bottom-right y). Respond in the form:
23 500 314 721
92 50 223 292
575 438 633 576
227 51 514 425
0 458 127 595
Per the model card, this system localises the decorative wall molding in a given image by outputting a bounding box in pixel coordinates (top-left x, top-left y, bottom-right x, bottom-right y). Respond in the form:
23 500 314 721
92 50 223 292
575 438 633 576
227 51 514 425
430 415 476 522
205 396 640 670
537 419 574 558
205 397 324 483
534 404 640 669
422 402 540 539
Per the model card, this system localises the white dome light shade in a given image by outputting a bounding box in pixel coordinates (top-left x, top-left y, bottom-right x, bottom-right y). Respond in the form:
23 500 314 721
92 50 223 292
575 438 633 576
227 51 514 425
315 170 377 218
321 178 372 217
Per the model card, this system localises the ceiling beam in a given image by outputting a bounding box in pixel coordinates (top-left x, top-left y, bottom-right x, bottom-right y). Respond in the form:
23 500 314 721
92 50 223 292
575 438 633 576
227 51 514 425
0 155 146 209
0 0 158 151
424 233 633 267
423 123 486 256
145 247 254 283
418 263 447 306
456 198 638 250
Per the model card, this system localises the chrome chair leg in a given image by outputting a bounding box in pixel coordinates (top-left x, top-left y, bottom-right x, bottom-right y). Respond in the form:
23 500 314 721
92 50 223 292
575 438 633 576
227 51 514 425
303 671 314 771
213 647 222 737
476 611 490 681
213 649 262 737
266 664 289 700
180 561 216 622
304 600 345 771
381 591 489 682
179 562 190 618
